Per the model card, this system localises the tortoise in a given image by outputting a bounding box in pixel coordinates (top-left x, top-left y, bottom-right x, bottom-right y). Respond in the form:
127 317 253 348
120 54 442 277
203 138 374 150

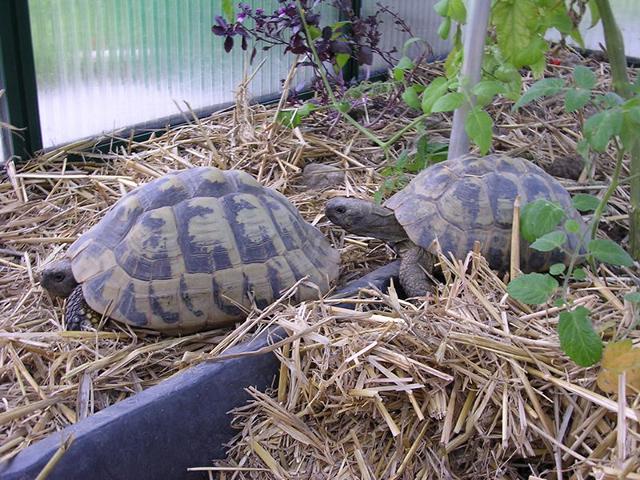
325 154 586 297
41 167 340 334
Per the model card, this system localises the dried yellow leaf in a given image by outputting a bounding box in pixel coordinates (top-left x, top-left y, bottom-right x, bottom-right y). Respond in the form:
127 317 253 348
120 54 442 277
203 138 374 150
596 340 640 394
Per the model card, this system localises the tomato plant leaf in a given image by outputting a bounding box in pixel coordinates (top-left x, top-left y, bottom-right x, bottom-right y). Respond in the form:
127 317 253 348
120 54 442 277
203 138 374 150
558 307 603 367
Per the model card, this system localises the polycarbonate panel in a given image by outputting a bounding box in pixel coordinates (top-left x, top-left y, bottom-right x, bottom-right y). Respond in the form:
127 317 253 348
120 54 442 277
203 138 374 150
29 0 338 148
360 0 451 77
578 0 640 58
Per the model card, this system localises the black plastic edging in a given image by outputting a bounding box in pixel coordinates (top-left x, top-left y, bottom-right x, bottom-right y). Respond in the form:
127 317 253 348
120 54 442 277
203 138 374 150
0 327 286 480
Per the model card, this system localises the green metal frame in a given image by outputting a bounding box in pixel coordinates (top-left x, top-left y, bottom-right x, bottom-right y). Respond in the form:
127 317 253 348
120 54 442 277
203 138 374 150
0 0 42 160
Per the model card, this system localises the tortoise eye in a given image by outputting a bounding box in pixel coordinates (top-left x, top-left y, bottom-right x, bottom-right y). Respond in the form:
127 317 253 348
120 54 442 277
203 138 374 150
53 272 65 283
334 206 346 214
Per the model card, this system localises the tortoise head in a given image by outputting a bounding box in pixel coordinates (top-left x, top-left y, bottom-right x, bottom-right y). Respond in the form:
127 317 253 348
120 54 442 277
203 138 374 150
41 258 78 298
325 197 408 243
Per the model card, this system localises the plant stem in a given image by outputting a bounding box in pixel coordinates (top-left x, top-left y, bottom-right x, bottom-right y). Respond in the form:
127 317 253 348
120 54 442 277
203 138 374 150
590 140 625 239
294 0 386 148
593 0 639 259
630 139 640 259
593 0 632 99
384 113 430 147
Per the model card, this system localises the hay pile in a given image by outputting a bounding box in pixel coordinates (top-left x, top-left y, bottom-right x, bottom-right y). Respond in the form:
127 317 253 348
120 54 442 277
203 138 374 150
207 254 639 479
1 49 638 478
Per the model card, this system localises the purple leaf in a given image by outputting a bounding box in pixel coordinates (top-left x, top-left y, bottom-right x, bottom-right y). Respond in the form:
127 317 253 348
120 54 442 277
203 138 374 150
358 45 373 65
224 36 234 52
330 40 351 54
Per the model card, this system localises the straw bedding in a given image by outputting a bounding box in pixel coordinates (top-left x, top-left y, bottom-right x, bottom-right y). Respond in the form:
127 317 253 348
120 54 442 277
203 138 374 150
1 49 638 478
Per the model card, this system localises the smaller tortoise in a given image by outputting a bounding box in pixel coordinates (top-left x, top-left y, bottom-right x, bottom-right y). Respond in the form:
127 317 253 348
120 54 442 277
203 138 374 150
42 167 339 334
325 154 585 297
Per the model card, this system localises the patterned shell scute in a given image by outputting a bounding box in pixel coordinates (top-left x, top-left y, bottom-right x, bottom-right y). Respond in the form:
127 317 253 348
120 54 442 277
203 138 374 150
385 154 585 272
68 167 339 333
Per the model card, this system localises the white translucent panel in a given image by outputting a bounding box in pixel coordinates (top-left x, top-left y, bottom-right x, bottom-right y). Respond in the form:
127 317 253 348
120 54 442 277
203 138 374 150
571 0 640 58
360 0 451 76
29 0 338 148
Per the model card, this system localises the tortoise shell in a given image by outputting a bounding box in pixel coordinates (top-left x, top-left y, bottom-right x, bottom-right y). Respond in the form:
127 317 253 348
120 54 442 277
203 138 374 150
384 154 585 272
66 167 339 333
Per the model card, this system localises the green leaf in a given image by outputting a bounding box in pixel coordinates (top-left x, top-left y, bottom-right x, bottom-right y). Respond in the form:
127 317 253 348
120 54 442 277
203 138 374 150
520 199 565 243
584 109 623 152
276 103 317 128
335 53 350 70
588 239 634 266
464 107 493 154
550 263 566 275
620 118 638 152
336 101 351 113
514 78 565 110
298 102 317 117
587 0 600 28
546 7 574 34
573 66 597 90
514 36 547 70
276 110 300 128
530 231 567 252
576 138 590 161
393 56 414 81
401 86 422 111
222 0 234 22
572 193 600 212
307 26 322 40
492 0 538 68
507 273 558 305
625 104 640 125
444 38 463 78
493 65 523 101
421 77 449 114
437 17 451 39
564 219 581 235
433 0 449 16
431 92 464 112
564 88 591 112
572 268 587 281
624 292 640 304
600 92 625 108
448 0 466 22
558 307 603 367
401 37 424 56
472 80 506 106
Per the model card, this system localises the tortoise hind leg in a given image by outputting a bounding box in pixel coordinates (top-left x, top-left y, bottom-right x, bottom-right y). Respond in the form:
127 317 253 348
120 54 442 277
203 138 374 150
65 285 101 331
399 247 436 297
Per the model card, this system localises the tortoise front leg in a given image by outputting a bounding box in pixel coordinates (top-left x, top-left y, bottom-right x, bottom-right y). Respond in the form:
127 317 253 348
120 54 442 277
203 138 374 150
65 285 101 331
399 246 436 297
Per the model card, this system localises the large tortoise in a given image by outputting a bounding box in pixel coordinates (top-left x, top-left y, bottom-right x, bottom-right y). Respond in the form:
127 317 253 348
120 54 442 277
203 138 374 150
325 154 585 297
42 167 339 334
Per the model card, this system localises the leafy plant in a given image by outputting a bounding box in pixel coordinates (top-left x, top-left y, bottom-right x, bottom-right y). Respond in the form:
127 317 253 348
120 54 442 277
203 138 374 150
507 193 633 366
213 1 414 101
428 0 590 154
373 135 448 203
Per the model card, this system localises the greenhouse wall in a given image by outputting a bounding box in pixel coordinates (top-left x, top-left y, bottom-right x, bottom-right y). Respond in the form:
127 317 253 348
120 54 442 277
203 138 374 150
28 0 334 148
2 0 639 162
0 63 9 163
360 0 451 75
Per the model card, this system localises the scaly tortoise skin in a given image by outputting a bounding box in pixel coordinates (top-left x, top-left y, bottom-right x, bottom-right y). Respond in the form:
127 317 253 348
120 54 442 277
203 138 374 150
42 167 340 334
326 154 586 297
